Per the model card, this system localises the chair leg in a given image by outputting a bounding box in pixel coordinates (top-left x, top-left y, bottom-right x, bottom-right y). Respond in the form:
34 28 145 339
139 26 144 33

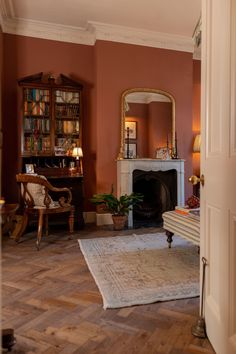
68 207 74 236
14 213 28 242
36 210 44 250
45 214 49 237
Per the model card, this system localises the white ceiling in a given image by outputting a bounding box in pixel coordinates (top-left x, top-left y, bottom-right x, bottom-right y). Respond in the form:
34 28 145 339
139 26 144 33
0 0 201 52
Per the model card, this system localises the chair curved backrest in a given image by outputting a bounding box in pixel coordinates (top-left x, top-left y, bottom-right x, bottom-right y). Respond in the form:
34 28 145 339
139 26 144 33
16 174 72 209
15 174 74 249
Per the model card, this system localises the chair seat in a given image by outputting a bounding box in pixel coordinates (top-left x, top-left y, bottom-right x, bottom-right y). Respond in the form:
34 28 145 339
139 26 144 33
33 201 68 210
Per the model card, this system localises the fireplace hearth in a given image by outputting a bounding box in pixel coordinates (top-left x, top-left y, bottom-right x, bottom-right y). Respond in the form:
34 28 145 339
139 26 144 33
133 169 177 227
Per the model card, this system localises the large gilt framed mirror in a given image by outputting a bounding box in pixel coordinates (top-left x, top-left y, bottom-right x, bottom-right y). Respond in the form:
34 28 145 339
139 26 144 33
118 88 176 159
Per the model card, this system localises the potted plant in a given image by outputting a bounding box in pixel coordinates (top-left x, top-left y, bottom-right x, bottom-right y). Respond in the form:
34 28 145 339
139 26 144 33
91 188 143 230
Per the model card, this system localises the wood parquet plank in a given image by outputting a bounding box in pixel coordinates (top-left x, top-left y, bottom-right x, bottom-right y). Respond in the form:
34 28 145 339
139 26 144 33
1 225 216 354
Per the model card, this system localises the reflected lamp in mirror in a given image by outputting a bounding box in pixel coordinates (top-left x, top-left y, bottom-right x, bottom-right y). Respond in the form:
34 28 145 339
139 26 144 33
72 147 83 174
193 134 201 152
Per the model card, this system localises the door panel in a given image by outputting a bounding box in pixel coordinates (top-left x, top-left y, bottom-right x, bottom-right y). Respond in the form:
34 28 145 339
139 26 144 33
201 0 236 353
205 205 221 309
229 213 236 351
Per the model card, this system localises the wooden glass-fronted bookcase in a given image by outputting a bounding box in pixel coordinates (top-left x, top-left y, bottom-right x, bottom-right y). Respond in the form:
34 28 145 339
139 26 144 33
18 72 84 227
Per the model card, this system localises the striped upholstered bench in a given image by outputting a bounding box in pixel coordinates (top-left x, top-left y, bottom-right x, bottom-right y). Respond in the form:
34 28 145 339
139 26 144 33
162 210 200 248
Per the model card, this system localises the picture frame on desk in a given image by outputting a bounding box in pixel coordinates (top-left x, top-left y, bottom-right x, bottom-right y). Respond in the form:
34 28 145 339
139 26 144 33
25 164 35 174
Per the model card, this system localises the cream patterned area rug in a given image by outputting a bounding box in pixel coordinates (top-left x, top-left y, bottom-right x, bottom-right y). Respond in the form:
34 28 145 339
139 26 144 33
78 233 199 309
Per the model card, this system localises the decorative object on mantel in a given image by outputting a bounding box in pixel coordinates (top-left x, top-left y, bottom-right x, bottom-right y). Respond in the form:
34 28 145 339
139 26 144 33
126 126 130 158
165 135 171 160
156 147 168 159
90 187 143 230
155 134 176 160
78 233 200 309
171 132 179 159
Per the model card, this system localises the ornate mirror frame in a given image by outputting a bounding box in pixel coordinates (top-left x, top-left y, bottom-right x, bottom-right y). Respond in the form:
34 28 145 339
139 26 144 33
118 88 176 159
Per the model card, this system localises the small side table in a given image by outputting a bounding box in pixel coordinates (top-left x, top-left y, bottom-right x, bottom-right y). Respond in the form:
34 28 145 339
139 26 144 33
0 203 19 237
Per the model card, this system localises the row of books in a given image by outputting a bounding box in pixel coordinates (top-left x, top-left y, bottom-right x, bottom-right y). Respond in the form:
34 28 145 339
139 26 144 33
24 136 51 152
55 137 80 148
56 120 80 134
24 101 50 116
24 118 50 133
24 88 50 102
55 104 79 117
55 90 79 103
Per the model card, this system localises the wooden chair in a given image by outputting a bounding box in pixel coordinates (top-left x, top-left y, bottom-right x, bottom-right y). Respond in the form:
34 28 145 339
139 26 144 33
16 174 75 250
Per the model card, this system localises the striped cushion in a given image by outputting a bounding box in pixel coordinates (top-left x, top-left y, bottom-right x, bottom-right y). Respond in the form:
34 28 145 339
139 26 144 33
23 174 54 207
162 210 200 246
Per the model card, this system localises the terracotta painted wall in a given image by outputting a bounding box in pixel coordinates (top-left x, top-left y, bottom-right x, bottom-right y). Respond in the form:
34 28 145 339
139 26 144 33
2 34 196 209
95 40 193 200
2 34 95 209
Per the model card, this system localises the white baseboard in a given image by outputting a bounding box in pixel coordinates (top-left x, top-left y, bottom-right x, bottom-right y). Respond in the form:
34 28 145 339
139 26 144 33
96 213 113 226
83 211 113 226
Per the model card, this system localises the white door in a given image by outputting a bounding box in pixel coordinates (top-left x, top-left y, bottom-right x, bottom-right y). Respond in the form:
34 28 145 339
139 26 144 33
201 0 236 353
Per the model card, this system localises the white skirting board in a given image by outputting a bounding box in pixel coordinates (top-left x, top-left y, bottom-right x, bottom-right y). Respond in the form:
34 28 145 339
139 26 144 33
96 213 113 226
83 211 113 225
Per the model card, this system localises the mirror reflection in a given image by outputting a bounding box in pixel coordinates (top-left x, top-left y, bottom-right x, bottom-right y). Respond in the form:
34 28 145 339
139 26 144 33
119 88 176 159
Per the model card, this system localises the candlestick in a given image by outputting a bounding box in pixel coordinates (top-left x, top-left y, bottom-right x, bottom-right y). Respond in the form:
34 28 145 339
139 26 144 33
126 127 130 159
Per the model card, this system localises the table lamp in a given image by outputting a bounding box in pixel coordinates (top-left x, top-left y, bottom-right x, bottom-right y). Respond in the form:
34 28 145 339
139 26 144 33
72 147 83 175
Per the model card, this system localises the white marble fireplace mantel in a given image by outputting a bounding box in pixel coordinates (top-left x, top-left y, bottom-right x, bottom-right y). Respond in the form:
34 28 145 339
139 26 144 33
117 158 185 227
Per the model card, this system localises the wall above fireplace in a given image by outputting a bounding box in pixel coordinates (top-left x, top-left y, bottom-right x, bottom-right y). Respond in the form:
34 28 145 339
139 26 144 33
117 158 185 227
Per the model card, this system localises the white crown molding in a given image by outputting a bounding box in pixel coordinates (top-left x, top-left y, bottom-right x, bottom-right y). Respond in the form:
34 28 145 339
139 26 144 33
90 21 194 53
0 6 195 52
1 17 96 45
192 16 201 60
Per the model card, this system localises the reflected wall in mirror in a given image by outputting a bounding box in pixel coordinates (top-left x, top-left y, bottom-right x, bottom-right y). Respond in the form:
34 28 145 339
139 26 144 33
118 88 176 159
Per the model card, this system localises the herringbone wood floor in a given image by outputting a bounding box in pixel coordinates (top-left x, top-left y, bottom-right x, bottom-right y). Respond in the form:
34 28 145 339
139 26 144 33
2 224 215 354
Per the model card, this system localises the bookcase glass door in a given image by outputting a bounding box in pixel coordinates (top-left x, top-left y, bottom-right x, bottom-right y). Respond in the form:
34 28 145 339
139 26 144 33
23 88 51 155
54 90 80 156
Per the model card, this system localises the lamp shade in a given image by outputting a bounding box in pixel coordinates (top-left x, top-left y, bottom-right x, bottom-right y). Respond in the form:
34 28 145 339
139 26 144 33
72 147 83 158
193 134 201 152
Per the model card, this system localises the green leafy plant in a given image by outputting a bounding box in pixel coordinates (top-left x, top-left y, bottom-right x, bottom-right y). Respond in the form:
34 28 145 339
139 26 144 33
90 187 143 216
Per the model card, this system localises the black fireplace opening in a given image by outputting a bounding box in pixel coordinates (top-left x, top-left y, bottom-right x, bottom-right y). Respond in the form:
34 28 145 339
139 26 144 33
133 169 177 228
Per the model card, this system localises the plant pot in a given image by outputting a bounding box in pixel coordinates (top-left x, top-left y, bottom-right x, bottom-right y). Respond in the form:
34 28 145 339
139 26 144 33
112 215 128 231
